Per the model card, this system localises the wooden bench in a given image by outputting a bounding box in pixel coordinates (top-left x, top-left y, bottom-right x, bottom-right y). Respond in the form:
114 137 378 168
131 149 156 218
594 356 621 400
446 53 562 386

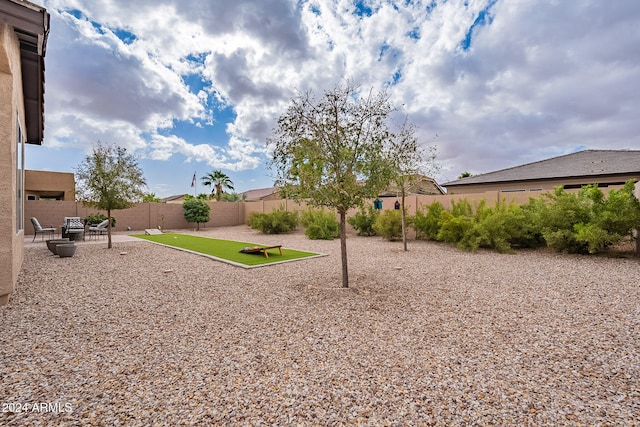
239 245 283 258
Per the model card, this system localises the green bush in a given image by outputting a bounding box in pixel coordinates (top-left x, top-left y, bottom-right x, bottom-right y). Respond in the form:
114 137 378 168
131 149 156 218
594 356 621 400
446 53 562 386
436 211 474 244
373 209 403 241
512 181 640 254
537 186 592 253
301 208 340 240
248 206 299 234
436 199 474 243
457 199 525 253
183 197 211 230
451 198 474 217
84 213 115 227
574 182 640 253
411 201 444 240
363 180 640 255
512 198 547 249
347 205 379 236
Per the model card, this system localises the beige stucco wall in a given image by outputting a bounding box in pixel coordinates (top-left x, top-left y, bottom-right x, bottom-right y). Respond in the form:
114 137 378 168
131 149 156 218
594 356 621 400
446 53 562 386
444 174 639 195
25 200 246 235
0 22 26 305
25 169 76 200
23 184 634 239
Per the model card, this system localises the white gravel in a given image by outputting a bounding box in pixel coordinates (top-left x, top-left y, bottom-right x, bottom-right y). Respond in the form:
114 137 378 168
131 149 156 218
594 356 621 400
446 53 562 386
2 225 639 425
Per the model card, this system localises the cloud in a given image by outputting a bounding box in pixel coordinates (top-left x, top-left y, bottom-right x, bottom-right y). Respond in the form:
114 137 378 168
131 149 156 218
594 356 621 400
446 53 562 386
40 0 640 186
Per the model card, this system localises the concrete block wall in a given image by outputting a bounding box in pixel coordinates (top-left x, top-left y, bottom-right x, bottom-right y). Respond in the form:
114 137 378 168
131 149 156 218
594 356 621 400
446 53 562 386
24 186 627 237
24 200 247 235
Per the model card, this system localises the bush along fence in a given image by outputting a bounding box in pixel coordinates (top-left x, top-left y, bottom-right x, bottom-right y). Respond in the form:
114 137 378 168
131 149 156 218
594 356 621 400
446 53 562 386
358 181 640 255
25 182 640 255
247 181 640 256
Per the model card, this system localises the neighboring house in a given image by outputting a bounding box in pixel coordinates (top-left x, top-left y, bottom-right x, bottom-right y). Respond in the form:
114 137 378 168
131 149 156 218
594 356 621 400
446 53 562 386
0 0 49 305
239 187 281 202
237 177 445 202
442 150 640 195
162 194 187 204
378 174 445 197
25 169 75 200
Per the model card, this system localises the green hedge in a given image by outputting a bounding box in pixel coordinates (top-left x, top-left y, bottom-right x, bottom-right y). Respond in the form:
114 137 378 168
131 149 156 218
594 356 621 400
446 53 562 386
406 180 640 254
248 206 299 234
301 208 340 240
347 205 379 236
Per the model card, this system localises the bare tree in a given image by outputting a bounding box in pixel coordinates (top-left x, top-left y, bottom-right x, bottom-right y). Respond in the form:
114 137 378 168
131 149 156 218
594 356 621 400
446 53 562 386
268 82 397 288
387 122 440 251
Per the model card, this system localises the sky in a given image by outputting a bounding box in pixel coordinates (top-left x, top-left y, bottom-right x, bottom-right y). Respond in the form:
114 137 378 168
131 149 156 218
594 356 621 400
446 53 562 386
27 0 640 198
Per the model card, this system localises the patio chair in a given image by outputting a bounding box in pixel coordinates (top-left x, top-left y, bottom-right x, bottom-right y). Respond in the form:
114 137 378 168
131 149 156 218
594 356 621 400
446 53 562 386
30 217 56 242
88 219 109 239
63 217 85 241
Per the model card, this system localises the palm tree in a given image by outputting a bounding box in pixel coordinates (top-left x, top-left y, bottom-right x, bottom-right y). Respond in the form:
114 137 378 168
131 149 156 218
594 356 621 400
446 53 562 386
201 170 234 201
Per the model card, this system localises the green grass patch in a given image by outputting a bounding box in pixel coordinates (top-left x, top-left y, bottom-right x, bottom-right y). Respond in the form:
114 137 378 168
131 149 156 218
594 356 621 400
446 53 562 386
132 233 323 267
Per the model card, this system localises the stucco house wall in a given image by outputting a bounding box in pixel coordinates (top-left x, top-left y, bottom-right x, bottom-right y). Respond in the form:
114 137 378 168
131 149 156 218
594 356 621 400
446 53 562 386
0 0 49 305
0 21 26 304
25 169 75 200
442 150 640 195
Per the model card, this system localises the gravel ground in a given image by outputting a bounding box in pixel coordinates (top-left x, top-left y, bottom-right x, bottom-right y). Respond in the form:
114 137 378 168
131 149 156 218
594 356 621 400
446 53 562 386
2 225 639 426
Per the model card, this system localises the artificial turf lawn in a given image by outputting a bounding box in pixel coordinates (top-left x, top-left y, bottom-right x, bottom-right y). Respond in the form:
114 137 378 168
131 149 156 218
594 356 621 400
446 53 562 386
132 233 322 267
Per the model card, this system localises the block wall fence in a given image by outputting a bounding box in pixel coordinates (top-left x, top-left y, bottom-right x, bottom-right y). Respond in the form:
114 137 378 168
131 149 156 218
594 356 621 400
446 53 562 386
23 186 625 236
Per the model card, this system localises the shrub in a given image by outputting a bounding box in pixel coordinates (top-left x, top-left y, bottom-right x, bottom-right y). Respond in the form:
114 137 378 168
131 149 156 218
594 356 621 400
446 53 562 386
411 201 444 240
436 211 474 244
541 186 594 252
142 193 161 203
519 181 640 254
347 205 379 236
451 198 473 217
183 197 210 230
436 199 474 243
457 199 525 253
301 208 340 240
248 206 299 234
373 209 403 241
512 198 547 249
575 181 640 253
220 192 243 202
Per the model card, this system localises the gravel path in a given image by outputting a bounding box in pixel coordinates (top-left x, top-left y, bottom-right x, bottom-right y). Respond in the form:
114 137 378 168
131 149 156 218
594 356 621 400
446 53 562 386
2 226 639 425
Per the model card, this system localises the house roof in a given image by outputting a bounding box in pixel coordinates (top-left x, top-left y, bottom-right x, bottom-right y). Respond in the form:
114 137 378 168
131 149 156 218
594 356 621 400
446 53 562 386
239 187 280 201
0 0 49 144
161 194 186 203
379 174 445 196
442 150 640 187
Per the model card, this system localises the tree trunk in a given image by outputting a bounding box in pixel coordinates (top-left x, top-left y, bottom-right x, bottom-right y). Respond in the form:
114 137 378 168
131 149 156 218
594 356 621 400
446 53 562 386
339 210 349 288
107 209 113 249
401 187 408 252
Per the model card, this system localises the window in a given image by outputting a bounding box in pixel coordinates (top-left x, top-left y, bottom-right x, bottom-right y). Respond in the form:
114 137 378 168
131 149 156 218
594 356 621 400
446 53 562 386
16 120 24 232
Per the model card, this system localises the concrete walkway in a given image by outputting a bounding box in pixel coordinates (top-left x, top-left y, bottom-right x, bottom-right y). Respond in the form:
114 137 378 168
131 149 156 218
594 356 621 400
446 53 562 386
25 231 142 248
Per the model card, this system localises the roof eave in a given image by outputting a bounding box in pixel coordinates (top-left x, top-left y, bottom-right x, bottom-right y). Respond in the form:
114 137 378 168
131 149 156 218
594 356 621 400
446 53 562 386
1 0 50 144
